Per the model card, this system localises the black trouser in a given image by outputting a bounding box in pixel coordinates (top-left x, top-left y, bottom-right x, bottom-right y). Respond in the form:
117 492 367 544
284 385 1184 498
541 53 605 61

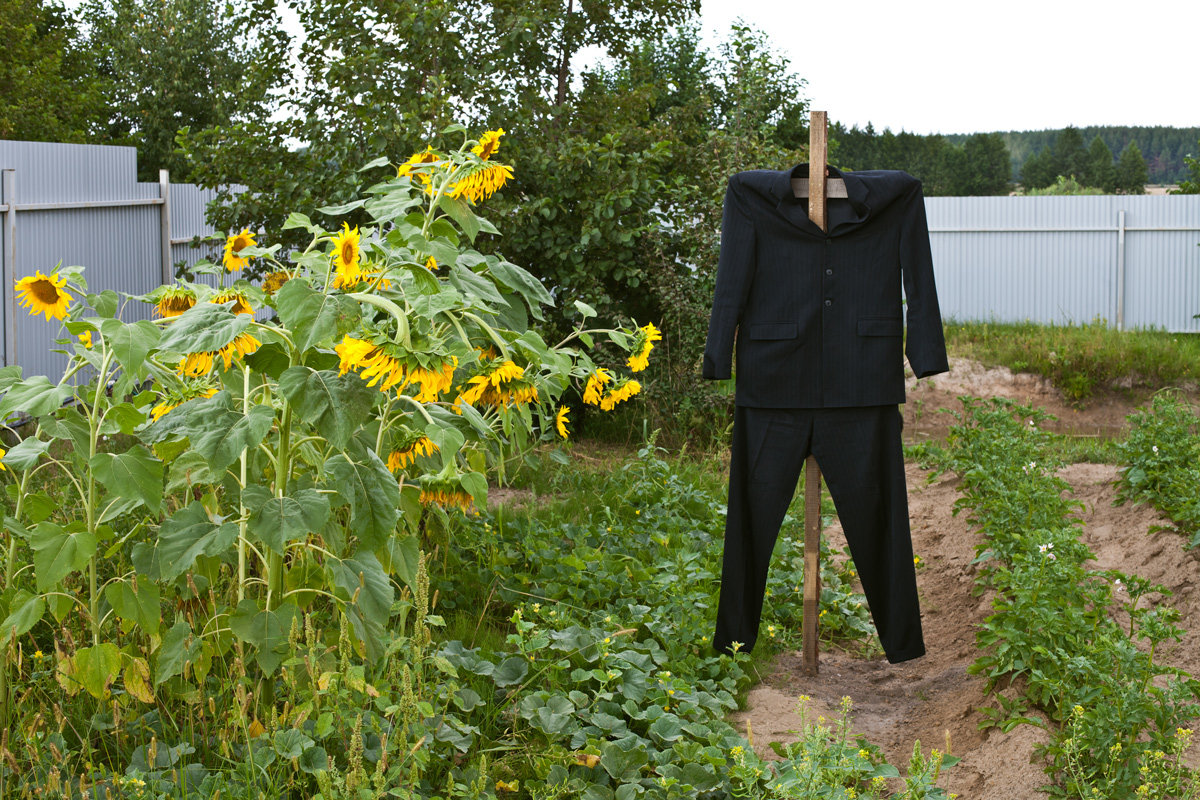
713 404 925 664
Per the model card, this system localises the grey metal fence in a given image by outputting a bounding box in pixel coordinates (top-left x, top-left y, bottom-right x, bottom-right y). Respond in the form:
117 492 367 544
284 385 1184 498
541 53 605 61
0 139 242 381
925 195 1200 333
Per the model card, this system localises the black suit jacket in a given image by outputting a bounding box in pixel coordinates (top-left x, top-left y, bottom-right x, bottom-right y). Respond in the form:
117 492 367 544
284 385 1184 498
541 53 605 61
702 163 949 408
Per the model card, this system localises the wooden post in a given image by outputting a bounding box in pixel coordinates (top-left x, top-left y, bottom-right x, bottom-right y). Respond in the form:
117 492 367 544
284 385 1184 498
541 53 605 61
159 169 172 285
2 170 15 368
801 110 829 676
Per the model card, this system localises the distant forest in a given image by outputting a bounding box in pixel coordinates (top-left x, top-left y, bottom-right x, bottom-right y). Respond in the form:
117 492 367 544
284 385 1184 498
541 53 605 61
831 122 1199 194
948 126 1199 185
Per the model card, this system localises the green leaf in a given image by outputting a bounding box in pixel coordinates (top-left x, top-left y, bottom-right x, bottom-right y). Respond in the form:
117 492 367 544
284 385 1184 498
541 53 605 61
491 656 528 688
0 591 45 639
600 740 648 781
124 656 155 703
449 263 505 306
573 300 596 318
3 436 51 470
282 212 318 232
104 579 161 637
439 194 480 242
0 375 73 419
157 302 250 355
275 279 362 351
278 366 376 449
298 745 329 774
72 643 121 700
165 450 221 492
100 402 147 435
229 598 296 674
247 489 331 553
90 290 119 318
90 445 164 513
157 502 238 581
358 155 392 172
459 472 488 508
383 534 420 591
155 620 199 686
490 257 555 311
327 551 393 626
274 729 314 760
100 318 161 373
316 199 366 215
190 404 275 472
326 447 400 550
31 522 96 591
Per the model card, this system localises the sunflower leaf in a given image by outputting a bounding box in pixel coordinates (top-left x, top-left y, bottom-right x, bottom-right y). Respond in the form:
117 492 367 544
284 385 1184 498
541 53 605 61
157 502 238 581
90 445 164 514
438 195 480 242
277 366 376 449
325 445 400 551
189 405 275 472
157 302 250 355
31 521 97 591
276 279 361 352
317 199 366 216
0 375 73 419
100 319 161 374
246 489 331 554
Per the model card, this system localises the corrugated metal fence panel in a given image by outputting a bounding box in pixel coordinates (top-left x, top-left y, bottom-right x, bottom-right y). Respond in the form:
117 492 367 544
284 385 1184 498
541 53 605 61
1121 196 1200 333
0 140 138 204
925 195 1200 333
170 183 227 276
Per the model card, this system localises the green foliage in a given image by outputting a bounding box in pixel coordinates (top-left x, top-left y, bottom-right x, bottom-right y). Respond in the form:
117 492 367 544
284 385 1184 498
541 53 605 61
940 397 1200 798
1116 140 1150 195
1020 175 1106 196
0 0 101 142
996 125 1199 187
1115 390 1200 547
943 320 1200 403
81 0 289 180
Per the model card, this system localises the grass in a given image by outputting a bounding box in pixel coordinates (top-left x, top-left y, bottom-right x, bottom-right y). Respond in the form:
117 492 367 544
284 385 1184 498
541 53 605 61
943 319 1200 403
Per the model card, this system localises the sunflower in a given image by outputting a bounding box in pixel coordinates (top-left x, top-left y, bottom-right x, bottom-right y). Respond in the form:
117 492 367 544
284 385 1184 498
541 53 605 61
211 289 254 315
155 286 197 318
599 378 641 411
151 379 220 421
404 356 458 403
627 322 662 373
176 332 262 377
78 330 93 350
425 256 438 272
397 147 443 191
15 270 73 321
582 368 613 406
261 271 291 295
555 406 570 439
458 360 536 407
223 229 256 272
449 163 513 204
335 335 406 392
0 448 6 471
330 223 363 288
387 434 439 472
418 479 474 511
473 128 505 160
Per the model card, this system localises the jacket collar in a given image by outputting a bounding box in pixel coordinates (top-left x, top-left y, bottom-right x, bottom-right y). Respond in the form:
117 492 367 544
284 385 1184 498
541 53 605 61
772 163 871 236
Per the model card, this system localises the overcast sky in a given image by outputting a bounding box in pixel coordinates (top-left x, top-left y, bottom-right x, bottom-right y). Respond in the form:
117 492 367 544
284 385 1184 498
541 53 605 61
697 0 1200 135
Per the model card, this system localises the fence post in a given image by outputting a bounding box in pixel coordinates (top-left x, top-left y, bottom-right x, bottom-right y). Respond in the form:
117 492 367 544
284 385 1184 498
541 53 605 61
159 169 172 285
1115 209 1126 331
2 170 15 367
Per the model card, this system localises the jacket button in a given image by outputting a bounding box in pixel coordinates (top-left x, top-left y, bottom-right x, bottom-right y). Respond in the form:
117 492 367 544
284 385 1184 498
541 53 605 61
825 268 833 275
824 299 832 307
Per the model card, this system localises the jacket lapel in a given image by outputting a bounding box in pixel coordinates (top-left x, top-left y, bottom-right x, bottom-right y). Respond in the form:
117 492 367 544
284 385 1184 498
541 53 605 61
772 163 872 236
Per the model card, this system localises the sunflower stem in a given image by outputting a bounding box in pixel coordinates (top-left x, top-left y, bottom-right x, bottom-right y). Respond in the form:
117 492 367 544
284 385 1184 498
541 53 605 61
2 467 33 590
85 345 116 646
238 364 250 604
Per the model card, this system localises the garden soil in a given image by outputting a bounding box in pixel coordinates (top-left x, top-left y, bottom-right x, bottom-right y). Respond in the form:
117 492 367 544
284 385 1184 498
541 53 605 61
728 359 1200 796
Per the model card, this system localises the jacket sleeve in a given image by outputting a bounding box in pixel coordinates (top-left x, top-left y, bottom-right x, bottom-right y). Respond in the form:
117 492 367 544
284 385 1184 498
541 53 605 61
702 175 756 380
900 179 950 379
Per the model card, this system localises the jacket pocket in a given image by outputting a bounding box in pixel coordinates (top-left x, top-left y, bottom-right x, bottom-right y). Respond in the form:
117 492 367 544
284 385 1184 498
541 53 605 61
857 317 902 337
747 322 799 340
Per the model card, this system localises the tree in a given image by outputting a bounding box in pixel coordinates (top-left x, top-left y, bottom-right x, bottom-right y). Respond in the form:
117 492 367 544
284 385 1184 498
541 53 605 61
1173 139 1200 194
1053 125 1087 182
1083 135 1116 192
0 0 102 142
959 133 1012 195
1021 147 1057 190
82 0 290 180
1116 141 1149 194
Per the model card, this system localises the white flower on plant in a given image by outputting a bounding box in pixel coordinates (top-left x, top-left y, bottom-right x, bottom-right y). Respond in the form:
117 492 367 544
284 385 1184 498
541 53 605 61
1152 445 1159 453
1047 552 1057 561
1038 543 1053 554
1114 579 1124 592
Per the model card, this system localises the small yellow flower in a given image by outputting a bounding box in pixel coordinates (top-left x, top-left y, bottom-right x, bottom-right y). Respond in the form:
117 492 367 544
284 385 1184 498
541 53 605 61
913 555 921 566
223 229 256 271
15 270 73 321
495 779 518 793
731 745 744 757
0 447 6 471
33 649 43 660
78 330 93 349
555 405 570 439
